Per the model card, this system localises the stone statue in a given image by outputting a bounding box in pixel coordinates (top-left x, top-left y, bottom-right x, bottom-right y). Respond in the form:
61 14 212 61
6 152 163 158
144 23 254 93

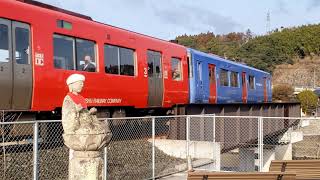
62 73 112 180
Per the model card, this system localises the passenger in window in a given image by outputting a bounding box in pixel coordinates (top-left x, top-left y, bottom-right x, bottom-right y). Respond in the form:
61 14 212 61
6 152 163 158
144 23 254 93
80 55 95 72
172 68 181 80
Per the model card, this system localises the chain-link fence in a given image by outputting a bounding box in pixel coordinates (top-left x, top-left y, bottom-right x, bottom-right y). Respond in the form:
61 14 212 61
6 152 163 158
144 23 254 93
261 117 320 171
1 113 320 179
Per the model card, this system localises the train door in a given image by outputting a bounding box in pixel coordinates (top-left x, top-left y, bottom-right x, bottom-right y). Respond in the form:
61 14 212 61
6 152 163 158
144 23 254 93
0 18 32 110
196 61 204 102
242 72 247 103
147 50 163 107
208 64 217 103
263 77 267 102
0 18 12 109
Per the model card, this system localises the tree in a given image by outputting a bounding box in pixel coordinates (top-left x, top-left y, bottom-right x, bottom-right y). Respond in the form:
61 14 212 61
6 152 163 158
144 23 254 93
244 29 253 42
272 84 294 102
297 90 318 115
175 23 320 73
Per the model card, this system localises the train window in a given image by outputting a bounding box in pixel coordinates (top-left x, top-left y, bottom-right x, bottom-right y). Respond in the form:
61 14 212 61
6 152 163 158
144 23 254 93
197 62 202 81
76 39 96 72
0 24 9 62
15 27 30 64
171 57 182 81
53 34 75 70
249 75 255 89
154 54 161 77
105 45 119 74
220 69 229 86
120 47 135 76
148 58 153 77
104 44 135 76
230 71 239 87
209 66 215 84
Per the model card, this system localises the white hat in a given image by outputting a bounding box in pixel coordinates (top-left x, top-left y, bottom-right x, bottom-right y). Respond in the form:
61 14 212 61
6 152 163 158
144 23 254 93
66 74 85 85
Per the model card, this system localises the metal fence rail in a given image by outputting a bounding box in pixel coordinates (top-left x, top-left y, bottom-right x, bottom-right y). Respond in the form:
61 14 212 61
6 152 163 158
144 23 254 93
1 114 320 179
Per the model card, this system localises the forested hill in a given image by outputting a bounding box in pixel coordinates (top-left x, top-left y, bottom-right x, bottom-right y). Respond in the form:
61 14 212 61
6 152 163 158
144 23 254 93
175 24 320 72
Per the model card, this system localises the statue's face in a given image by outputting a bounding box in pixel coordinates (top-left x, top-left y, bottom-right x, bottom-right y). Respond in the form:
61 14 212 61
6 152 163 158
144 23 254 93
70 81 84 93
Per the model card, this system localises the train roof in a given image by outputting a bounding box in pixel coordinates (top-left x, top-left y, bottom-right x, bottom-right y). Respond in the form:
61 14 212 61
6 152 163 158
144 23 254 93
17 0 185 49
188 48 270 75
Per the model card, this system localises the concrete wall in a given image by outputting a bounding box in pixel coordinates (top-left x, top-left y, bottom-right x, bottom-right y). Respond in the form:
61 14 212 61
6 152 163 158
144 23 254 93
151 139 220 160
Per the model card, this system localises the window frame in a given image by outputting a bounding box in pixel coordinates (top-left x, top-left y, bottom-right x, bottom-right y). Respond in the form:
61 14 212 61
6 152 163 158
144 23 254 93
76 38 97 72
104 43 136 77
53 33 97 72
53 34 76 70
249 75 255 90
219 69 229 87
171 57 182 81
230 71 239 88
209 65 216 84
0 23 10 63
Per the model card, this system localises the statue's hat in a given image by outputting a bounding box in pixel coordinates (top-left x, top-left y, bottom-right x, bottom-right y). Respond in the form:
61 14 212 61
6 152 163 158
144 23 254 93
66 74 85 85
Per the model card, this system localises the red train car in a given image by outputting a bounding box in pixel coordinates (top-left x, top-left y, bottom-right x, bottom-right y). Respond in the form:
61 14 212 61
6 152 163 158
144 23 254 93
0 0 189 118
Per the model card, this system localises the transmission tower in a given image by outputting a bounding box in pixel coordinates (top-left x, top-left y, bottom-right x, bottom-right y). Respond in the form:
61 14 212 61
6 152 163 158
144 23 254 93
266 10 271 34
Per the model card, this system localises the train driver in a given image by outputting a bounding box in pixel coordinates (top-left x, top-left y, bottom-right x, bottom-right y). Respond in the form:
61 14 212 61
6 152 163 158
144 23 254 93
79 55 96 72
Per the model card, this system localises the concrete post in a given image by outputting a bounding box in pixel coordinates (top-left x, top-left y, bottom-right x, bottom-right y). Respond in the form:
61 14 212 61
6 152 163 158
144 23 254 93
69 151 103 180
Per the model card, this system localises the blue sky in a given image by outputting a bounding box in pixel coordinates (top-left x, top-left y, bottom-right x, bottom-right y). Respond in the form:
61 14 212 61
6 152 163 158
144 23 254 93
38 0 320 40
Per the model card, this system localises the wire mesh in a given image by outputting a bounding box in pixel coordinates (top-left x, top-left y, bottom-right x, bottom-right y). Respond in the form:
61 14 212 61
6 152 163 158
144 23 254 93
106 117 153 180
264 117 320 161
188 116 260 172
261 117 320 172
1 115 320 179
38 121 68 180
293 134 320 159
0 119 34 180
154 116 187 178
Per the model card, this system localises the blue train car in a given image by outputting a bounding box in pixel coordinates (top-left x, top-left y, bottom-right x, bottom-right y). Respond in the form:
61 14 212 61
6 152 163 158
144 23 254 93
188 48 272 104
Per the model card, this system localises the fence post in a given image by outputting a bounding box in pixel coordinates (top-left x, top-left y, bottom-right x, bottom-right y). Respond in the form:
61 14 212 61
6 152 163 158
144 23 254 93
186 116 192 170
104 147 108 180
33 122 39 180
212 114 220 171
213 114 216 142
152 117 155 180
2 111 6 180
258 117 264 172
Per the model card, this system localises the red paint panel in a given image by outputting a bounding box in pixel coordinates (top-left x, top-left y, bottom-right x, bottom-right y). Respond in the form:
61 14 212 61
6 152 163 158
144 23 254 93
208 64 217 103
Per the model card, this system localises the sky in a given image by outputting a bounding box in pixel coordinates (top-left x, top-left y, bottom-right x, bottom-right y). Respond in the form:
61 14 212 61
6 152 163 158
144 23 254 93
38 0 320 40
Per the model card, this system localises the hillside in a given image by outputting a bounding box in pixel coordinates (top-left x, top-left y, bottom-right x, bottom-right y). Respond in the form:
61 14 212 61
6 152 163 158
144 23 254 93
175 24 320 73
272 56 320 87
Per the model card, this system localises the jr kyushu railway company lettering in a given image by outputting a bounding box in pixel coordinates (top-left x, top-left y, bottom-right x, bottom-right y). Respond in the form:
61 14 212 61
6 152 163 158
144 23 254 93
85 98 122 104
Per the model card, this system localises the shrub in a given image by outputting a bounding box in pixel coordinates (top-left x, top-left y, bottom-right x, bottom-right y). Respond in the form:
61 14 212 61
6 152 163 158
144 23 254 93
272 84 294 102
297 90 318 114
